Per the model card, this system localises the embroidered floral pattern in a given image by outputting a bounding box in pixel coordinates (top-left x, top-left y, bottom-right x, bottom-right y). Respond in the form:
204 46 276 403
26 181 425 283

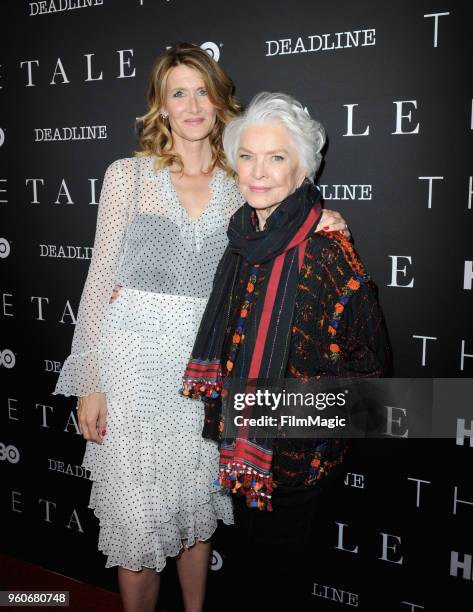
274 231 389 489
223 264 260 377
327 274 367 363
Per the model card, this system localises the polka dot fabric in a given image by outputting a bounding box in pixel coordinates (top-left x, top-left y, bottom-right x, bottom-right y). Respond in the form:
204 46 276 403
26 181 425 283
53 157 244 571
53 157 244 398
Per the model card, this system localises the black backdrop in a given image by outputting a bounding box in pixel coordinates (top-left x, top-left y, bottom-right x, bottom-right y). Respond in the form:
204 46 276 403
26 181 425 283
1 1 472 610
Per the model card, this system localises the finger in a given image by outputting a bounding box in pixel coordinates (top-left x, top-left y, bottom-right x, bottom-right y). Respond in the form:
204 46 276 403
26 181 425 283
109 285 122 304
96 424 105 444
98 413 107 431
315 210 339 233
98 413 107 438
327 222 347 233
86 417 102 444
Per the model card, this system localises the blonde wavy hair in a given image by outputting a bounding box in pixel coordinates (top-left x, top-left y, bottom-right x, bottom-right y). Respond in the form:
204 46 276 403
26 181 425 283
136 42 241 175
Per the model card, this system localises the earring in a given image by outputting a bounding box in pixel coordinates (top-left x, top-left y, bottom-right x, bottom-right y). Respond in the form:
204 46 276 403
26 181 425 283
159 110 168 119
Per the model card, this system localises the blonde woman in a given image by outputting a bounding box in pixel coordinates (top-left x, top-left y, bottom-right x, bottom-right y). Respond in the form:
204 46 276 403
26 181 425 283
53 43 348 612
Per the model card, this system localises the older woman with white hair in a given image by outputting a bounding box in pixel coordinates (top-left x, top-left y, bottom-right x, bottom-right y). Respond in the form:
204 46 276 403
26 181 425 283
182 91 390 593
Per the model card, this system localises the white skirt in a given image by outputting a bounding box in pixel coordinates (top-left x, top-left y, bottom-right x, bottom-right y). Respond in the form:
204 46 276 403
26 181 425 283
82 287 234 572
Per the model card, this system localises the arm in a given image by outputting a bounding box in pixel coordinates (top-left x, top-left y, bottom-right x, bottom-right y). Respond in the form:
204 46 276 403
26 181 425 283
331 280 392 377
53 159 131 398
308 278 391 483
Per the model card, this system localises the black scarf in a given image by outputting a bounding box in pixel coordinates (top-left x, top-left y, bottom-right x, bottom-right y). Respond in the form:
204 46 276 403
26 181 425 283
181 179 322 510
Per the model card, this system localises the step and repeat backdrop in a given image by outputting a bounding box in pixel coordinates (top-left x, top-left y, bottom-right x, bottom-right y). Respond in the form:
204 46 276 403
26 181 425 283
1 1 472 610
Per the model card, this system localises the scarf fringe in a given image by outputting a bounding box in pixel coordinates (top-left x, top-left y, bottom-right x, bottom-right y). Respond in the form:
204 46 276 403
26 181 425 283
215 463 274 512
180 379 222 401
180 359 223 401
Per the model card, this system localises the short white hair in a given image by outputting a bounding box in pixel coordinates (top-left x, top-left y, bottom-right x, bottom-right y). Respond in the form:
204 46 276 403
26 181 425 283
223 91 326 180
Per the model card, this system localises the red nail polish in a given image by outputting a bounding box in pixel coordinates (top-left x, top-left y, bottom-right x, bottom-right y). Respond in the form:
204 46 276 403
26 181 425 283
102 429 106 436
323 226 330 230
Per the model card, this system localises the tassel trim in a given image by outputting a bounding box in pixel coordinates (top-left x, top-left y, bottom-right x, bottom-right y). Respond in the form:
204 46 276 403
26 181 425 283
215 463 274 512
180 359 223 401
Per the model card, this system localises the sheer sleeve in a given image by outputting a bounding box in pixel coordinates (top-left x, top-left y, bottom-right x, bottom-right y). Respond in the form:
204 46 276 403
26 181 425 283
53 158 132 398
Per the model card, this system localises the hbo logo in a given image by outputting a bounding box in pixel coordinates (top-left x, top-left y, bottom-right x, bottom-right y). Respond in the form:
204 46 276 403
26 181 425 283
0 349 15 368
209 549 223 571
0 443 20 464
0 238 11 258
165 42 221 62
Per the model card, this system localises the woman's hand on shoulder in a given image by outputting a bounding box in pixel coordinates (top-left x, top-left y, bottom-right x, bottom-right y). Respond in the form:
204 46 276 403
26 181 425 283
77 392 108 444
316 209 351 239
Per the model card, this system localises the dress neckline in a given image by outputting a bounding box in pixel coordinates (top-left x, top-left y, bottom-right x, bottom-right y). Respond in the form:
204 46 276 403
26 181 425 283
147 159 220 223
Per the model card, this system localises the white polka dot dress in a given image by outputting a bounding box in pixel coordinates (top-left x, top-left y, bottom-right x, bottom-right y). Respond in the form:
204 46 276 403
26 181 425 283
53 156 245 571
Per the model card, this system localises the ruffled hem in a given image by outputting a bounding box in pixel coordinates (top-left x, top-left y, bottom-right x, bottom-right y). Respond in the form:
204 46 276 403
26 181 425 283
92 498 233 573
84 433 234 572
88 481 234 572
53 350 102 398
86 474 233 531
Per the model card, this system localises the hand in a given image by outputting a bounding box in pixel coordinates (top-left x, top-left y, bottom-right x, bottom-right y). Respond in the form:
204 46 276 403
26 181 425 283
315 209 351 239
77 392 108 444
109 284 122 303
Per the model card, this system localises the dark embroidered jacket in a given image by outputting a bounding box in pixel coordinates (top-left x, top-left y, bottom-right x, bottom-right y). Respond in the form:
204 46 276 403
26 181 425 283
271 231 392 487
